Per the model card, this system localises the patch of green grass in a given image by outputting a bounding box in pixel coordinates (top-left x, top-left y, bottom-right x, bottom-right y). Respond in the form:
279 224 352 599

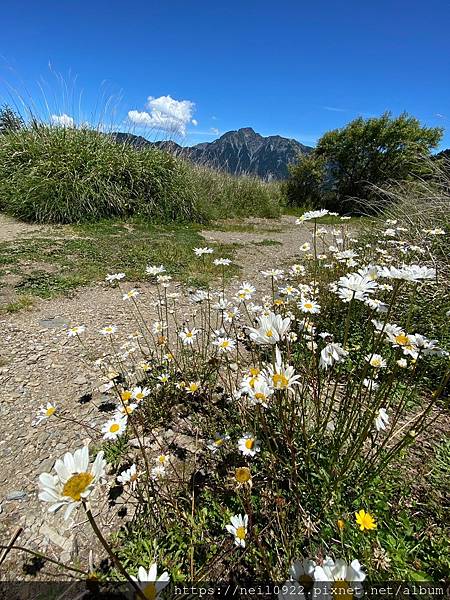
2 294 34 313
207 221 283 234
254 239 283 246
0 219 241 309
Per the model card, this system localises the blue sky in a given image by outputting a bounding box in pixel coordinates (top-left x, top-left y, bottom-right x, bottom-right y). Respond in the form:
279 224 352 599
1 0 449 148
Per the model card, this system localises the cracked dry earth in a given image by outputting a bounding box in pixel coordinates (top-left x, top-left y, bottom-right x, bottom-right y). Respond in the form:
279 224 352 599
0 214 317 580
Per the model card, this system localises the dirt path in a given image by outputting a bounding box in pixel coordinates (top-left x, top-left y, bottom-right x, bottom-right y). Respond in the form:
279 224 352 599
0 214 322 578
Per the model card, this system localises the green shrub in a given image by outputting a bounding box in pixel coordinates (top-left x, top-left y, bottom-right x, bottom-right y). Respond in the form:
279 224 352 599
0 125 201 223
187 163 282 220
286 112 443 213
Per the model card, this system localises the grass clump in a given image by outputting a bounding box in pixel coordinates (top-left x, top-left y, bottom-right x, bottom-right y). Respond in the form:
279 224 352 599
0 124 282 225
0 219 240 309
187 163 283 220
0 126 200 224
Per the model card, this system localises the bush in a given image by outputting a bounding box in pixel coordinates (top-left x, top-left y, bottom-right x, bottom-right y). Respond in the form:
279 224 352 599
188 164 282 220
286 112 443 213
0 125 201 223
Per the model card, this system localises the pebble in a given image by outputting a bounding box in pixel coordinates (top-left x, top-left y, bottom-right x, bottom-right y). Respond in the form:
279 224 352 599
74 375 88 385
6 490 27 501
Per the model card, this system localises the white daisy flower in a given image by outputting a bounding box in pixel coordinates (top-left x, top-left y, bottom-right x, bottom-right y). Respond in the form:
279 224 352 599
314 557 366 595
117 402 138 416
363 378 380 391
132 386 151 402
186 381 200 394
214 257 232 266
34 402 57 425
213 336 236 353
236 282 256 301
296 209 329 222
206 433 230 452
247 311 291 345
379 265 435 282
122 289 140 301
117 464 139 488
105 272 125 283
261 268 284 280
100 325 117 335
238 434 261 457
375 408 389 431
146 265 166 276
319 343 348 370
248 379 273 408
179 327 199 345
279 558 317 599
366 354 387 369
131 563 170 599
264 346 300 390
101 415 127 440
67 325 86 337
150 465 166 480
193 247 214 256
299 298 321 314
226 513 249 547
38 446 105 520
290 264 306 276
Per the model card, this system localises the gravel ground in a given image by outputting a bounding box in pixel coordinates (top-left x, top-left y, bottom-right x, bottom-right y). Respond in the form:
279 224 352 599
0 214 322 579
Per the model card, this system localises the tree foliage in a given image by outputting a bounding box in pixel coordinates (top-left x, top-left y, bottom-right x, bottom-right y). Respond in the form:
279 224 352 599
286 112 443 212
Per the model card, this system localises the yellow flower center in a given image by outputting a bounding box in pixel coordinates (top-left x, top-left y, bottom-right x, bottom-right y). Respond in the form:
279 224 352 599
121 391 132 402
235 526 246 540
136 393 144 400
189 383 199 392
266 329 274 337
45 406 56 417
332 581 353 600
254 392 266 401
272 373 289 389
395 333 409 346
110 423 120 433
141 582 157 600
214 438 224 446
235 467 251 483
245 439 255 450
221 340 230 347
250 368 260 377
304 303 313 310
158 455 166 464
62 472 94 501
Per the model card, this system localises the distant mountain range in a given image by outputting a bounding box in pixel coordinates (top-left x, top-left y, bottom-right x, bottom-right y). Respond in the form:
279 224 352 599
111 127 313 180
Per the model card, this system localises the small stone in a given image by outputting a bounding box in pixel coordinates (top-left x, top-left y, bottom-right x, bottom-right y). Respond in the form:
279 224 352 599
74 375 88 385
6 490 27 501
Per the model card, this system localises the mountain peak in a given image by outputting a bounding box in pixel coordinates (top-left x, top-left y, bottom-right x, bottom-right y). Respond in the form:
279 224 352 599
112 128 313 180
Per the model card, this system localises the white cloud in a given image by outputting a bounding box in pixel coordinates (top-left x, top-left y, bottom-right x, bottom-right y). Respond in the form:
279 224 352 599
210 127 219 136
51 113 74 127
191 119 198 126
323 106 347 113
128 95 195 136
435 113 447 119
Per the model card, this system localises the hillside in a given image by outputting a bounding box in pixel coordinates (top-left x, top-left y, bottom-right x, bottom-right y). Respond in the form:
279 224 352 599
112 127 312 180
